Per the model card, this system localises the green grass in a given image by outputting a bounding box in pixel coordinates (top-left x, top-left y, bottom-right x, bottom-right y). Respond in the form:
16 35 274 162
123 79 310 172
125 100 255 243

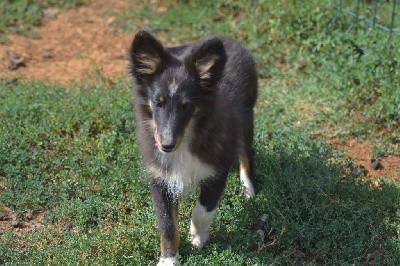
1 0 400 265
0 0 86 43
0 76 399 265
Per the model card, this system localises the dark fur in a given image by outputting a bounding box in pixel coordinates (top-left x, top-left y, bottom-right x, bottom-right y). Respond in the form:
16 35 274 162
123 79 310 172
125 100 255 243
129 31 257 263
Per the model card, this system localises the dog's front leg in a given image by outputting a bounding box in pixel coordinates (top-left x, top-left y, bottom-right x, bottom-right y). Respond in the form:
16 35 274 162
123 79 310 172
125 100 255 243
150 179 179 266
190 173 228 249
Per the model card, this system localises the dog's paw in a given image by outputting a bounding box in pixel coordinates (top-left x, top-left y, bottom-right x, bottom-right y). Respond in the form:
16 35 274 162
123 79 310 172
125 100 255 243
240 169 255 199
157 256 177 266
190 231 209 249
241 185 255 199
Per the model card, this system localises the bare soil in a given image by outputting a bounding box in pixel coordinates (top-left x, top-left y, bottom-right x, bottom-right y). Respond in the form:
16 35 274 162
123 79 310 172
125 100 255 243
335 139 400 182
0 0 134 84
0 208 46 234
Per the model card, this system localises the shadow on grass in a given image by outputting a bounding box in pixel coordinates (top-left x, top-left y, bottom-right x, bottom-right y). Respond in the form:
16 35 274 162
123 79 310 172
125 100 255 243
180 130 400 265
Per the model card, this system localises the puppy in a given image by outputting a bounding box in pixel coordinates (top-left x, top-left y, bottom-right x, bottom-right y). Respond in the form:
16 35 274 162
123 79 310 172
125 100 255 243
129 31 257 265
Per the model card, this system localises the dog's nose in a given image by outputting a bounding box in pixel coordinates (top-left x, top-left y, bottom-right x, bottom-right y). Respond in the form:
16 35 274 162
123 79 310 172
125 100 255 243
159 129 177 152
161 142 176 152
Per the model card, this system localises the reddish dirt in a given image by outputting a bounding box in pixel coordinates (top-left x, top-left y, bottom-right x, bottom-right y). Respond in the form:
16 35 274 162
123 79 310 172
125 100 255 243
0 0 135 84
333 139 400 182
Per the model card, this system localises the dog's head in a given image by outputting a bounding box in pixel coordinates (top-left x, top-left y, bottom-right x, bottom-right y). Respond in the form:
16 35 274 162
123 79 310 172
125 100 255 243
129 31 226 153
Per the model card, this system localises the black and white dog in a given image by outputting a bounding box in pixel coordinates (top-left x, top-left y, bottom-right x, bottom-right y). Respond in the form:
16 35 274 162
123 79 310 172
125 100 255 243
129 31 257 265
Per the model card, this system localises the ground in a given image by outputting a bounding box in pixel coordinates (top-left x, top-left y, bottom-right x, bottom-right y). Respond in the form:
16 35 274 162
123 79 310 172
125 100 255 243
0 0 133 84
0 0 399 239
335 139 400 181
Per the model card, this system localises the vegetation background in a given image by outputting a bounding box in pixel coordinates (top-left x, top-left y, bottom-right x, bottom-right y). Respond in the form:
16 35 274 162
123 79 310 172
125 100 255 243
0 0 399 265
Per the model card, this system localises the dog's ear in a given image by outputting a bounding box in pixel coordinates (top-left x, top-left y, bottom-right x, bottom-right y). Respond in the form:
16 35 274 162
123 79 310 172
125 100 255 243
189 38 226 84
129 31 165 83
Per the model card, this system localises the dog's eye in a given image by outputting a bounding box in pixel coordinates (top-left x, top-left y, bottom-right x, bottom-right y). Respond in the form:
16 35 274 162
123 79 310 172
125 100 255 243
155 96 165 108
181 100 189 110
155 101 164 108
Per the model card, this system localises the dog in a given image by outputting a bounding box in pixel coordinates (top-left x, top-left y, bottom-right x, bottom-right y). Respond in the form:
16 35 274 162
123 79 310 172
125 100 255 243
129 31 258 266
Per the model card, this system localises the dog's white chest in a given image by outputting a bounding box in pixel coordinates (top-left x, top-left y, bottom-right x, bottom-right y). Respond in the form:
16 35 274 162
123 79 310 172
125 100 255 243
159 143 215 195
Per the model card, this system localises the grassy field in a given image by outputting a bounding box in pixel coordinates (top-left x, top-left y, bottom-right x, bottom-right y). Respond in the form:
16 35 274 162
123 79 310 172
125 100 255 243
1 0 400 265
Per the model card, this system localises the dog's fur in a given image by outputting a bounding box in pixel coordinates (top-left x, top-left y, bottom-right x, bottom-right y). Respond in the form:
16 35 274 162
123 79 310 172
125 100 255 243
129 31 257 266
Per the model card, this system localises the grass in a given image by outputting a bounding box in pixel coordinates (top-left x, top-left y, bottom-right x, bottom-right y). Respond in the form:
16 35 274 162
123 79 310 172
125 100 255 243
0 77 399 265
1 0 400 265
0 0 86 43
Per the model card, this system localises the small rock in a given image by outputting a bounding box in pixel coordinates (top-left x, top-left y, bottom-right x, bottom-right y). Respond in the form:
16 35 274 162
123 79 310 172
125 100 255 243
42 51 53 59
6 49 25 70
0 212 10 221
253 213 268 232
370 159 381 170
253 213 268 248
25 212 33 220
291 249 306 259
43 8 61 18
356 166 368 177
11 219 21 228
6 49 19 60
18 247 27 254
366 253 374 261
106 16 116 25
63 222 73 233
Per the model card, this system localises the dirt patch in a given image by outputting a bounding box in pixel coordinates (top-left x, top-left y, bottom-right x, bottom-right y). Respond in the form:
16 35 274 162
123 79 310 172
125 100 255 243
0 209 45 234
0 0 136 84
334 139 400 182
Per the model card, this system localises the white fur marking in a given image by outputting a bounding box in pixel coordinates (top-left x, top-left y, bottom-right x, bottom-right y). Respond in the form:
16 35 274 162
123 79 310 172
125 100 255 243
157 255 177 266
190 200 216 249
155 118 215 196
159 141 215 195
240 168 255 198
169 79 179 95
